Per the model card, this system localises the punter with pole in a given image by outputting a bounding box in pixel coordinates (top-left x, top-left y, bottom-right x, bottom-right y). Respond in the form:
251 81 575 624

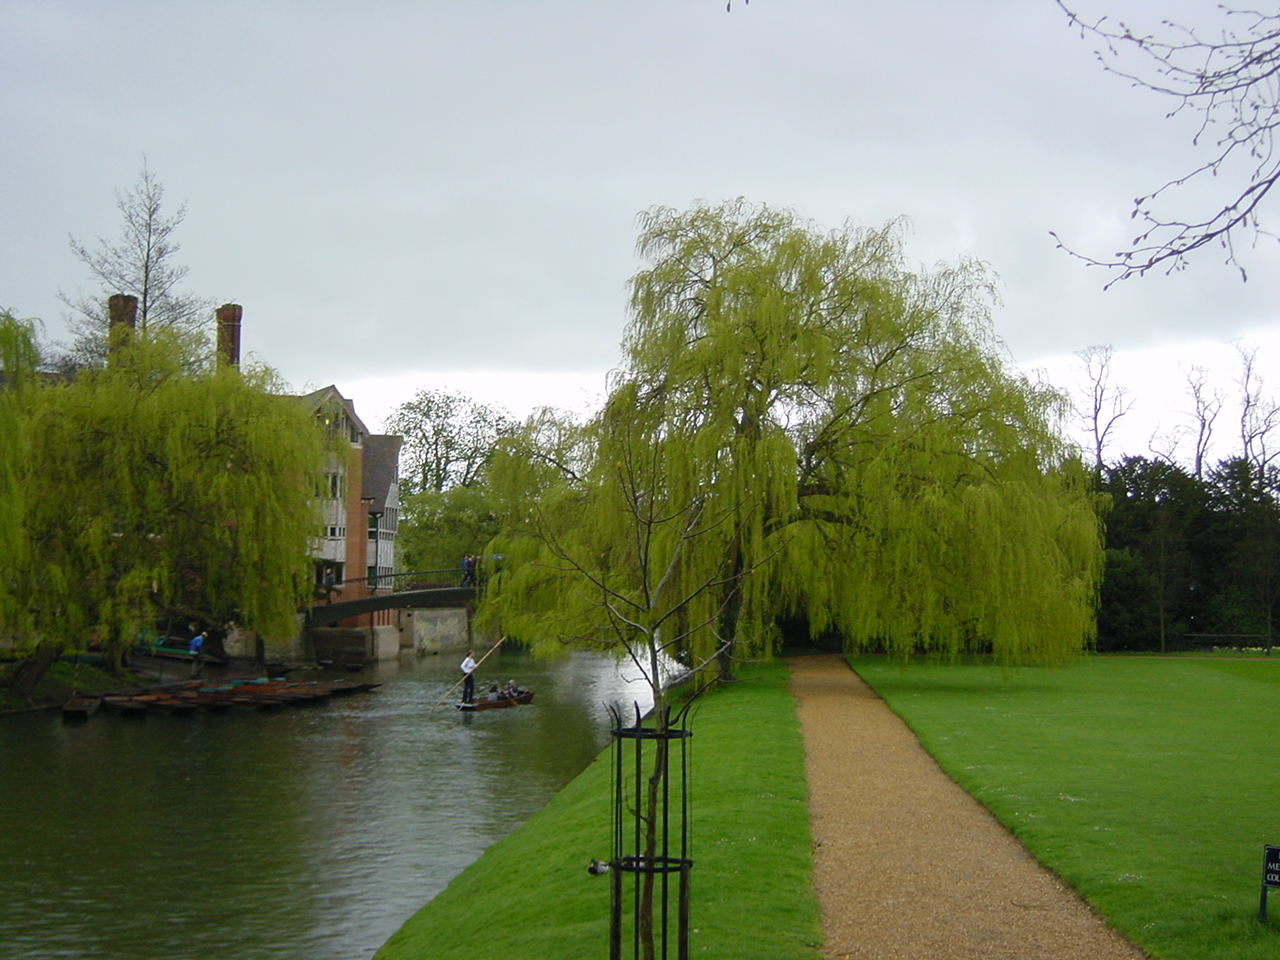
428 638 505 713
459 649 478 704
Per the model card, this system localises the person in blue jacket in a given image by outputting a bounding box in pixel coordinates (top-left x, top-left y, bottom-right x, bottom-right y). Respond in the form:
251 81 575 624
189 631 206 678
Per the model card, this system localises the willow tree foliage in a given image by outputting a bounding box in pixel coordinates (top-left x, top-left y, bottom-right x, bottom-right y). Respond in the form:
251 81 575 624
486 200 1103 681
0 311 40 638
1 326 325 690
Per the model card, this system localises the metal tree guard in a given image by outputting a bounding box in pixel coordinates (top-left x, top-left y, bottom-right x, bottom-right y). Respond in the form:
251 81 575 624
607 700 694 960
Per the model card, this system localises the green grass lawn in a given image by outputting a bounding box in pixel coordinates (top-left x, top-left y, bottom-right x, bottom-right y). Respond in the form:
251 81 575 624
850 654 1280 960
375 659 821 960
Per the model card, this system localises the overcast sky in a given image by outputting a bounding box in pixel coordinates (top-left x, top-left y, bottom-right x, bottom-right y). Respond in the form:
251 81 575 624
4 0 1279 461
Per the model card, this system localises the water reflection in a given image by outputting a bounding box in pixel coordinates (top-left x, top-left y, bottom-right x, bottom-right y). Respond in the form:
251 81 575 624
0 649 651 960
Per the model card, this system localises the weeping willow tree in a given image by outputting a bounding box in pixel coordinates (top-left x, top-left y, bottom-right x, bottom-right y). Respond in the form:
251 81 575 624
1 323 325 696
0 312 40 641
485 199 1102 684
484 200 1101 960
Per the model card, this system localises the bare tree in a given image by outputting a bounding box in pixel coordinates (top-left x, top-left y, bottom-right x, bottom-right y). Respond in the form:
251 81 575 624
1056 2 1280 282
1076 344 1133 473
1236 341 1280 470
57 164 212 368
1185 363 1223 478
1148 363 1225 475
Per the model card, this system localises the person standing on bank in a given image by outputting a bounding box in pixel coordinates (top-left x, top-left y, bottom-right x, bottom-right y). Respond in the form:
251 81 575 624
189 630 206 679
460 649 477 703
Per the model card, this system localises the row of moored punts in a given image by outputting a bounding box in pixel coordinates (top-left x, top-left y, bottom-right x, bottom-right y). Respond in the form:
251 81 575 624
62 678 380 719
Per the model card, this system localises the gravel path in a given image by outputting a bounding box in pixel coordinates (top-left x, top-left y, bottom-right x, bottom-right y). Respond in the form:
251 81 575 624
789 654 1149 960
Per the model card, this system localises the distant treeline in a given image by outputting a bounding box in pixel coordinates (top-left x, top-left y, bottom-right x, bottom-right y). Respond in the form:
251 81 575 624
1097 455 1280 652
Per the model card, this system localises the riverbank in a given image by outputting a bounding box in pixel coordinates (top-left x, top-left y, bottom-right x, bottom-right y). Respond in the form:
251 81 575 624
374 659 823 960
0 649 306 714
0 656 255 714
375 656 1152 960
0 659 141 714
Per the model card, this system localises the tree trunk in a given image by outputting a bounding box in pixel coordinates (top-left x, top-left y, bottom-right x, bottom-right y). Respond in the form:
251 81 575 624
1156 535 1167 655
638 703 670 960
6 642 61 703
104 633 126 678
716 546 745 682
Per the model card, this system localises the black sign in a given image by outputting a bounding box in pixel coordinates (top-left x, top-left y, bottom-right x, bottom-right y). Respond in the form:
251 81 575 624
1264 845 1280 889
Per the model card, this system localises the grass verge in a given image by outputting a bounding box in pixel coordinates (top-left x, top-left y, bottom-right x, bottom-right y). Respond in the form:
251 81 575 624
850 654 1280 960
375 659 822 960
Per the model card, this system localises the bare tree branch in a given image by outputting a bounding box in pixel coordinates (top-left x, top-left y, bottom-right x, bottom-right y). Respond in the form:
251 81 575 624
1075 344 1133 473
1235 341 1280 469
1185 363 1223 478
1056 2 1280 282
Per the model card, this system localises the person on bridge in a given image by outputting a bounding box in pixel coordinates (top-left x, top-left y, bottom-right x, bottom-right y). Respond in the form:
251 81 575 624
460 650 477 703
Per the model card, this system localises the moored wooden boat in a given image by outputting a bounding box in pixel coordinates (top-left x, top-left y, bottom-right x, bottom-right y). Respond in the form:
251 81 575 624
147 697 199 715
81 678 381 717
456 690 534 711
102 695 149 717
61 696 101 719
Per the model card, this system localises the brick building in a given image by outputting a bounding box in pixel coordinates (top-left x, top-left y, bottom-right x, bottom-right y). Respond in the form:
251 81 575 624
303 385 403 660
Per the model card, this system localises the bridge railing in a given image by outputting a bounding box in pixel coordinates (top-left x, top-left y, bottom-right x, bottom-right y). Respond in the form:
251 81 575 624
317 559 499 597
307 582 479 626
335 569 461 590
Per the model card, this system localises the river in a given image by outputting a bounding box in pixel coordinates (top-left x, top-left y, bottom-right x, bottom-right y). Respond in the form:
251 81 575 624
0 649 652 960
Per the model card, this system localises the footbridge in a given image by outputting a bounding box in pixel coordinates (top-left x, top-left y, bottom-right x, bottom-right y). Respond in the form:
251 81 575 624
307 584 476 626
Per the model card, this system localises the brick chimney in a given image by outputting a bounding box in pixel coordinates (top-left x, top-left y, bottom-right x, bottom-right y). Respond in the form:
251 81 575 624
216 303 242 367
106 293 137 358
